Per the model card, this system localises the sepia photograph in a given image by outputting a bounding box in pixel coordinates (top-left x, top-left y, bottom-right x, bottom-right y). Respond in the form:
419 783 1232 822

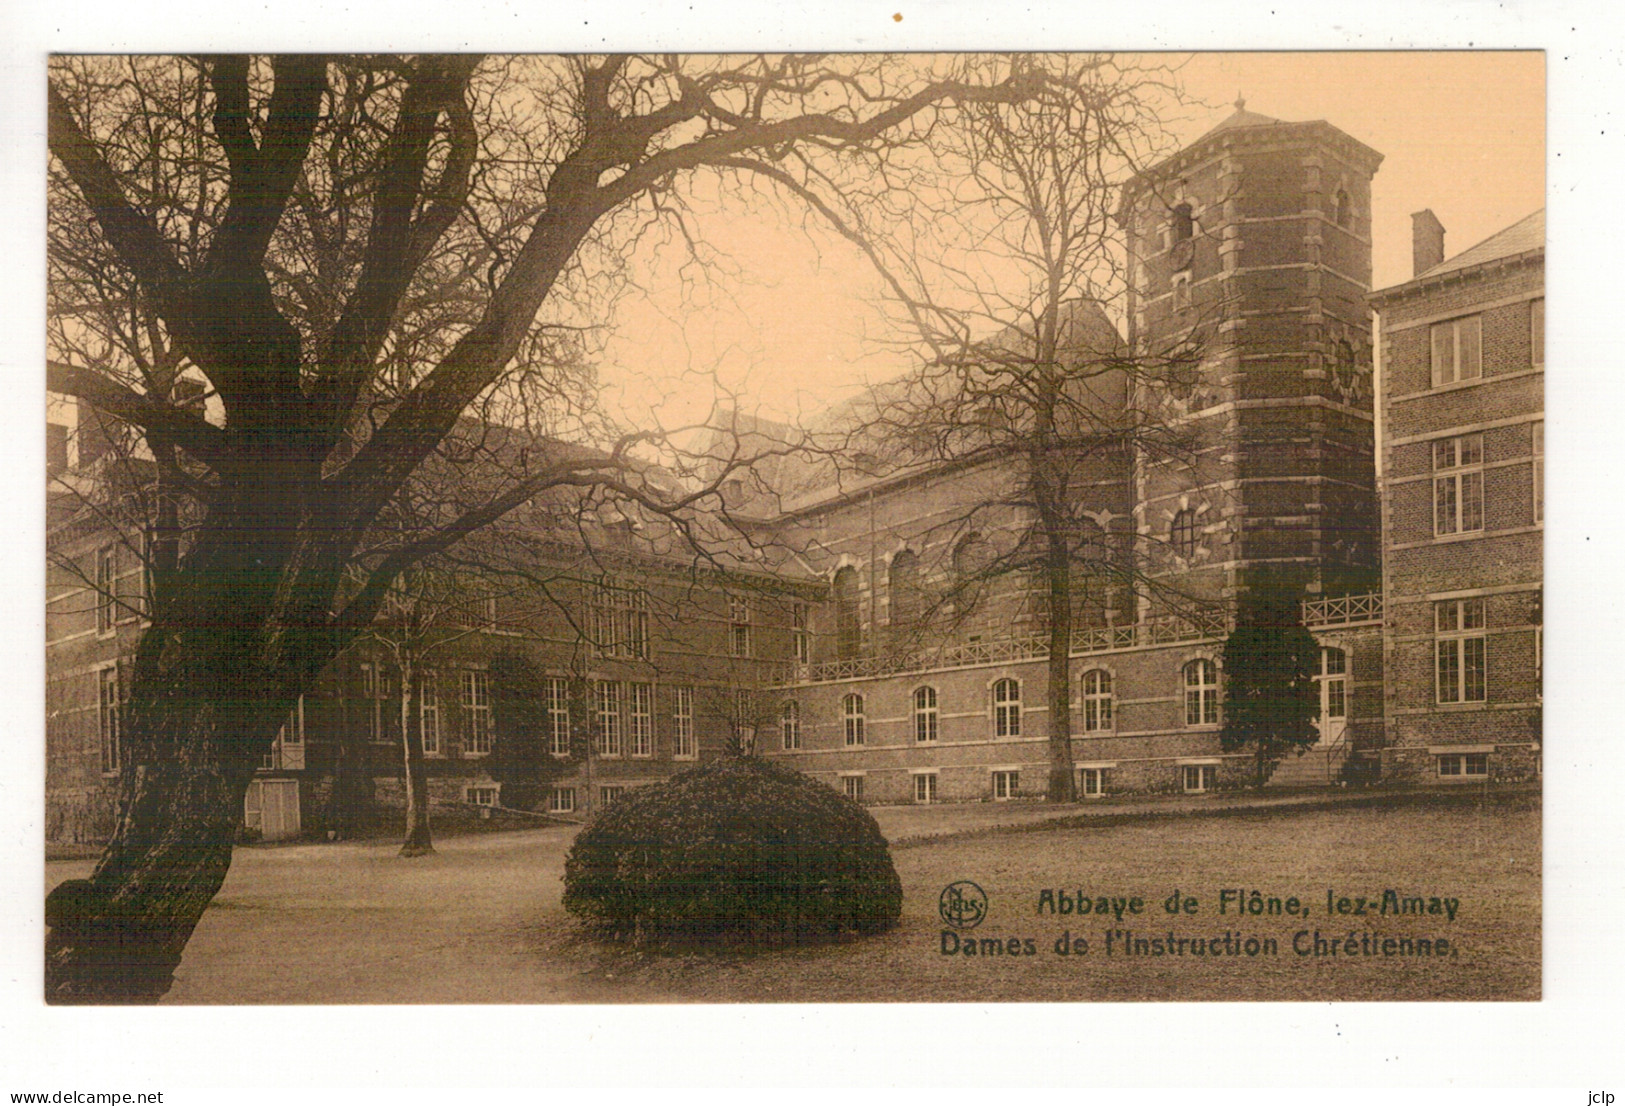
38 48 1549 1012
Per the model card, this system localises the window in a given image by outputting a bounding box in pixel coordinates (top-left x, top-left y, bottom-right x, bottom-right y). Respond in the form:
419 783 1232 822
913 772 938 804
460 670 490 754
1183 764 1217 793
592 578 649 659
1532 420 1543 524
466 785 498 807
595 680 622 757
672 686 696 758
627 683 653 757
599 785 625 806
792 602 811 665
780 700 801 751
1531 298 1544 368
47 422 69 475
1171 202 1193 243
1171 509 1198 559
362 662 395 744
1435 599 1487 704
95 546 115 636
889 549 922 628
1430 315 1482 387
728 594 752 657
992 770 1019 801
419 673 440 755
546 678 570 757
842 775 865 803
993 679 1021 737
1437 753 1489 778
548 787 576 814
1080 767 1108 798
842 693 865 747
1184 659 1219 726
834 566 861 659
1332 187 1351 228
1433 434 1484 536
97 665 121 775
1082 669 1114 732
951 533 989 618
913 686 938 743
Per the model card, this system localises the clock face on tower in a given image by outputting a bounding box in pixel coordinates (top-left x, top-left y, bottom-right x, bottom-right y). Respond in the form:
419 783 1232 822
1332 339 1369 405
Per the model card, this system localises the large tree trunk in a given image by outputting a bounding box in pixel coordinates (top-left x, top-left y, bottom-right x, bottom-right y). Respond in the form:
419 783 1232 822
398 656 435 857
1044 547 1078 803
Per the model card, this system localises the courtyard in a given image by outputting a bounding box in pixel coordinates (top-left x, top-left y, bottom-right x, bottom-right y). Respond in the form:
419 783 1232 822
45 788 1540 1003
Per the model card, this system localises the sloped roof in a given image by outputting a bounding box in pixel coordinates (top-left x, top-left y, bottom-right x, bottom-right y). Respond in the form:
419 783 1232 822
1194 103 1284 142
1417 209 1545 281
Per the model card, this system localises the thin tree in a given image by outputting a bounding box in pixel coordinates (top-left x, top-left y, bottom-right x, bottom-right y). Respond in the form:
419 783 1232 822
44 54 1069 1001
760 56 1219 800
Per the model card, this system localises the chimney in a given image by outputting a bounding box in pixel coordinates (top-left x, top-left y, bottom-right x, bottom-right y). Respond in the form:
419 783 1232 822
1412 209 1446 278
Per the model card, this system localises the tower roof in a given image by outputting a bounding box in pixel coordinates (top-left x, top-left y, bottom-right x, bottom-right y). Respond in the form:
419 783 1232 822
1194 100 1284 142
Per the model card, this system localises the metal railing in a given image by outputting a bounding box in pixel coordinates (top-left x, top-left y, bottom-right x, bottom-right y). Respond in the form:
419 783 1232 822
1301 592 1383 628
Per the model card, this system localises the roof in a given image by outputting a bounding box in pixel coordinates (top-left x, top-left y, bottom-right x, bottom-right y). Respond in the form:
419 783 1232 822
1193 102 1283 142
1416 209 1545 281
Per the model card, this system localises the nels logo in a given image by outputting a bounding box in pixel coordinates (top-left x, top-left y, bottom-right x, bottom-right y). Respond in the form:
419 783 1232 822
938 881 988 930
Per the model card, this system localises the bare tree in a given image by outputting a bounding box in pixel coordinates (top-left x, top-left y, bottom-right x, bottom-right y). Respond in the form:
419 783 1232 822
762 56 1220 801
44 54 1069 1002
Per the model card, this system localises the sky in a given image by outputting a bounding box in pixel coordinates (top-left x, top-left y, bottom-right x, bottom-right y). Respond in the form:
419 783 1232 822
596 51 1545 428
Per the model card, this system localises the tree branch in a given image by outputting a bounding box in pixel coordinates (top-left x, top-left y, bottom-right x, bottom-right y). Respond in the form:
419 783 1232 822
48 360 229 468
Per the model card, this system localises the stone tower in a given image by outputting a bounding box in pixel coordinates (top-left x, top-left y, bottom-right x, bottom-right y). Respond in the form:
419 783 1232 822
1121 102 1384 613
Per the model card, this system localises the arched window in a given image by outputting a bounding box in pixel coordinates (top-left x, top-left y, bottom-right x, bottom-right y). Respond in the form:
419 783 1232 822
842 693 865 747
993 678 1021 737
951 532 988 617
1171 202 1194 243
1172 509 1198 559
1183 659 1219 726
780 700 801 751
1082 669 1114 732
834 566 861 659
889 549 922 628
913 686 938 744
1333 187 1351 229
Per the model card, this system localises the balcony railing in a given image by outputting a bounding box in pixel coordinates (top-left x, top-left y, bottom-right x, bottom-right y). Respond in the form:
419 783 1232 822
1300 592 1383 628
772 612 1226 687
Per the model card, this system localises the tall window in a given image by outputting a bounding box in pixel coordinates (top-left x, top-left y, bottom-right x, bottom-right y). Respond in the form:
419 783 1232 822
546 678 570 757
1532 420 1544 524
460 670 491 754
595 680 622 757
1171 202 1194 243
1171 509 1198 559
97 665 121 775
1434 434 1484 536
834 567 861 659
913 773 938 804
672 686 696 758
728 595 752 658
1082 669 1114 732
993 679 1021 737
1436 599 1487 704
951 533 988 618
1319 648 1347 722
889 549 922 628
913 686 938 743
362 662 394 743
842 775 864 803
1184 659 1219 726
95 546 115 636
593 578 649 659
842 693 865 747
1430 315 1482 387
780 700 801 750
419 672 440 755
1332 187 1351 228
627 683 653 757
792 602 811 665
1531 297 1544 368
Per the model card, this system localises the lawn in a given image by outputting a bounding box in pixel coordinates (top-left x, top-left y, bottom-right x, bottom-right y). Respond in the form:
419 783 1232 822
45 790 1539 1003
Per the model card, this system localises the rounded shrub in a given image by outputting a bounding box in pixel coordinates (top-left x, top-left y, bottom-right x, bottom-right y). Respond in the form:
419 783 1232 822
562 757 903 947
